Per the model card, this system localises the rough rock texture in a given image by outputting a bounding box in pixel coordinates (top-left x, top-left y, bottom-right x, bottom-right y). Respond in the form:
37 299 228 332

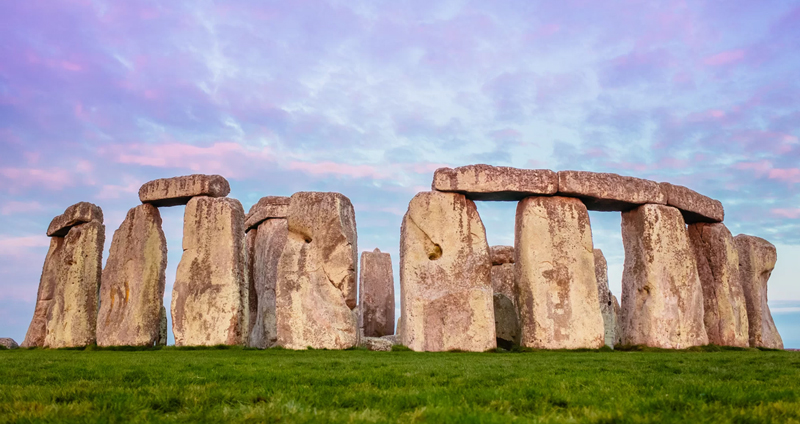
246 218 287 349
139 174 230 207
365 337 393 351
97 204 167 347
735 235 783 349
432 165 558 201
491 245 515 266
660 182 724 224
0 338 18 349
688 223 749 347
171 197 247 346
490 246 518 349
381 335 398 345
613 296 622 346
245 196 290 231
620 204 708 349
21 237 64 348
47 202 104 237
515 196 604 349
157 306 168 346
594 249 617 348
557 171 666 212
276 192 358 350
359 248 395 337
400 191 495 352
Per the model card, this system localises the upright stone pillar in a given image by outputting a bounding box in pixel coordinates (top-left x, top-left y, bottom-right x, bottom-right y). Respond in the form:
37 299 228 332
246 216 288 349
734 235 783 349
359 248 395 338
171 197 248 346
620 204 708 348
490 246 519 349
97 204 167 347
688 223 749 347
400 191 495 352
515 196 604 349
276 192 358 350
594 249 619 348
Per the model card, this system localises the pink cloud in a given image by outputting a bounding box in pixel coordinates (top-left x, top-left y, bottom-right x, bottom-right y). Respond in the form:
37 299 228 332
772 208 800 219
0 201 44 215
0 235 50 256
769 168 800 184
704 49 745 66
734 160 772 176
0 167 74 191
287 161 387 179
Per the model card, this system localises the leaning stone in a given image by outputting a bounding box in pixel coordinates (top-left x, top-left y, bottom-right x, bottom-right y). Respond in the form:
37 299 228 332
734 235 783 349
400 191 495 352
557 171 666 211
365 337 393 351
432 165 558 201
620 204 708 348
157 306 168 346
46 202 103 237
360 248 395 337
97 204 167 347
660 182 724 223
246 218 287 349
516 196 604 349
139 174 230 207
688 223 749 347
490 246 518 348
594 249 617 348
171 197 247 346
245 196 290 231
0 338 18 349
276 192 358 350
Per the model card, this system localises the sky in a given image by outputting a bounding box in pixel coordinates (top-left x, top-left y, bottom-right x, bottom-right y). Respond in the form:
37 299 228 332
1 0 798 347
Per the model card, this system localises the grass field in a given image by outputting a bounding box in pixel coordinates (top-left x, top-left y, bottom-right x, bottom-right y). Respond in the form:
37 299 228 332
1 346 799 423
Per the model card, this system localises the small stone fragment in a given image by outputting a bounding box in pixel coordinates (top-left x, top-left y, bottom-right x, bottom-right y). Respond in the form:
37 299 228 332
735 235 783 349
594 249 617 348
46 202 103 237
432 165 558 201
139 174 230 207
359 248 395 338
557 171 666 211
365 337 393 351
0 338 18 349
246 218 287 349
245 196 290 231
660 182 724 224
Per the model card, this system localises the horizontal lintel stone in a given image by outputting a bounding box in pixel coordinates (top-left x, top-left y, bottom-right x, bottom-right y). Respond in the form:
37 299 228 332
557 170 666 212
139 174 230 207
245 196 290 231
432 164 558 201
660 182 724 223
47 202 104 237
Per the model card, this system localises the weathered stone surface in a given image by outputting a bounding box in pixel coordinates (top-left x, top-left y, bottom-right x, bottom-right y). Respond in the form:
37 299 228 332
246 218 287 349
157 306 168 346
515 196 604 349
490 245 515 265
594 249 617 348
493 294 520 350
432 165 558 201
97 204 167 347
365 337 393 351
0 338 18 349
490 246 518 348
139 174 230 207
557 171 666 212
171 197 247 346
381 334 398 345
613 296 622 346
47 202 103 237
21 237 64 348
276 192 358 350
735 235 783 349
245 196 290 231
360 248 395 337
620 204 708 348
400 191 495 352
688 223 749 347
660 182 724 224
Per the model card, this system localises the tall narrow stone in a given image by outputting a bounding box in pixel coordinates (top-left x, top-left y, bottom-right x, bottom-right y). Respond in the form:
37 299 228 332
97 204 167 347
246 218 287 349
400 191 495 352
276 192 358 350
688 223 749 347
613 297 622 346
515 196 604 349
594 249 618 348
359 248 395 338
21 237 65 348
171 197 247 346
157 306 168 346
620 204 708 349
734 235 783 349
490 246 519 349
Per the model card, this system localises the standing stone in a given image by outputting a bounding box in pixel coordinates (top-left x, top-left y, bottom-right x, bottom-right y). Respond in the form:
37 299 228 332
171 197 247 346
245 196 290 230
0 338 19 349
490 246 519 349
276 192 358 350
613 297 622 346
734 235 783 349
97 204 167 347
594 249 617 348
515 196 604 349
359 248 395 337
688 223 749 347
21 237 64 348
620 204 708 349
157 306 168 346
139 174 230 207
400 191 495 352
246 218 287 349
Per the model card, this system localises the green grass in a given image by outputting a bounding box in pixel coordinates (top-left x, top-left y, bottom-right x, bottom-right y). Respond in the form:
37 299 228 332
1 347 799 423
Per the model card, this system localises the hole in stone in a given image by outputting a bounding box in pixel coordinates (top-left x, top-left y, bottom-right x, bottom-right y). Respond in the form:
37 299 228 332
304 237 312 243
428 244 442 260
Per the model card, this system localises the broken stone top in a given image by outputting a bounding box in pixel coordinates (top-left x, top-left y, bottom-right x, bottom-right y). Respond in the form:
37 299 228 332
139 174 230 207
490 245 514 265
660 182 724 224
47 202 103 237
433 164 558 201
245 196 290 231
